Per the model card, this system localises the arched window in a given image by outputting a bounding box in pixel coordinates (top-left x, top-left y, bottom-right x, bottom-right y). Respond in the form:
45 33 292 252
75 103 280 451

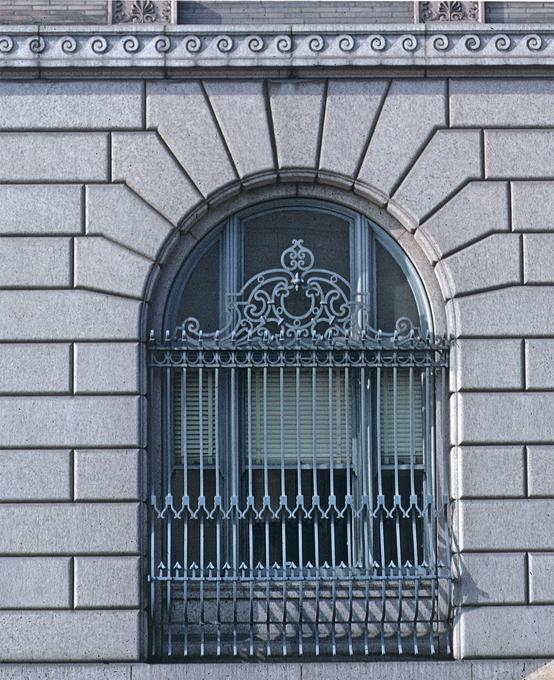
148 199 451 660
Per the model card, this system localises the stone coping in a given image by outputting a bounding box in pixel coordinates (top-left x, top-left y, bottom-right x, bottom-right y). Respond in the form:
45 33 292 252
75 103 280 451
0 660 551 679
0 23 554 71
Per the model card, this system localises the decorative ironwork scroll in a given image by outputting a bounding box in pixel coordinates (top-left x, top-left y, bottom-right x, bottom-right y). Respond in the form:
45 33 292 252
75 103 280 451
150 240 448 352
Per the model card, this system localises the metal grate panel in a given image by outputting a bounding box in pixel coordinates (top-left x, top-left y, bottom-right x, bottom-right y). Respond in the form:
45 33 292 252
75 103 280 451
148 240 451 659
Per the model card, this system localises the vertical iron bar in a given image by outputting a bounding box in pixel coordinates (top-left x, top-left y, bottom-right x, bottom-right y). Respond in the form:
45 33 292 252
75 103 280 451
164 367 173 657
198 367 205 657
296 365 304 656
247 365 255 657
181 367 189 657
280 365 288 656
312 366 321 656
230 365 238 656
214 366 221 656
263 365 271 656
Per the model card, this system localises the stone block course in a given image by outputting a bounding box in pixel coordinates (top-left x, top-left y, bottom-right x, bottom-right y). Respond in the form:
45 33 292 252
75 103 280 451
86 184 173 260
417 182 509 262
0 503 139 554
448 287 554 337
0 343 71 394
203 80 274 178
455 552 526 605
0 557 71 609
526 340 554 390
0 665 131 680
269 80 326 170
523 234 554 284
454 339 523 391
0 290 140 341
0 610 139 661
319 80 387 179
74 557 140 608
485 130 554 178
0 237 71 288
74 343 139 395
450 78 554 127
437 234 520 298
358 79 447 197
458 605 554 657
74 237 151 299
0 133 108 182
457 446 525 498
147 81 237 197
512 181 554 231
112 132 202 226
0 81 143 130
393 129 482 223
0 449 71 501
458 392 554 443
74 449 140 500
0 184 82 236
458 499 554 551
527 447 554 497
0 396 140 448
529 553 554 604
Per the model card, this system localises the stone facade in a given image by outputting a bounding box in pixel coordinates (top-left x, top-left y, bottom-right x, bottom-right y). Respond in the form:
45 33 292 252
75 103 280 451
0 11 553 680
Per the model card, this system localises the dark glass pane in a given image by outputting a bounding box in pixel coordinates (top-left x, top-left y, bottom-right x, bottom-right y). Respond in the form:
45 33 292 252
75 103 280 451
243 208 350 282
172 240 220 332
375 241 420 331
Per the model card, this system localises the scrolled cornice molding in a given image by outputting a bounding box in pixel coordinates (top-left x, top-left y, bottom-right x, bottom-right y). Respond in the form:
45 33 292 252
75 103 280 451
0 24 554 70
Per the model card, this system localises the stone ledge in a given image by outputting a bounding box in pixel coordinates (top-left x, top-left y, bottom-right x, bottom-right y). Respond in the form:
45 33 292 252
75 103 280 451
0 659 550 680
1 24 554 71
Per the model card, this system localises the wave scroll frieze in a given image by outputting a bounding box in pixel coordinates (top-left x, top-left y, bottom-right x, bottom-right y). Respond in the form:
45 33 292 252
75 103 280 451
0 25 552 69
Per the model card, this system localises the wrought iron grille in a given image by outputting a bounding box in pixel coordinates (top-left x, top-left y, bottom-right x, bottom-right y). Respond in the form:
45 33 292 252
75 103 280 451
148 240 452 659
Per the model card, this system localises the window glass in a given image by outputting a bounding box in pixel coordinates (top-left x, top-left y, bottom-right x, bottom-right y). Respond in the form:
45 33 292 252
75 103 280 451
375 240 419 331
243 208 350 282
171 239 220 331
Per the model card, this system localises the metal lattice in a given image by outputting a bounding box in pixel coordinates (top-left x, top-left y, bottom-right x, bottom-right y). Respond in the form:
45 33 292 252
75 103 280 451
148 240 452 659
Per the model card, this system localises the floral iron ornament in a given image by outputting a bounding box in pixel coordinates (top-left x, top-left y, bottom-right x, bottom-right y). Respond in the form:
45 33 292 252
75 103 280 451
150 239 447 352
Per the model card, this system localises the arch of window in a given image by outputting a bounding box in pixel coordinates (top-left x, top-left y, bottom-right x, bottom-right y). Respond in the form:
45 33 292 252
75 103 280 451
148 199 451 660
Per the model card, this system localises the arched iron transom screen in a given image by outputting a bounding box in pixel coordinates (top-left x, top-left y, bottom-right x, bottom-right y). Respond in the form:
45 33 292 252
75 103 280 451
148 200 452 660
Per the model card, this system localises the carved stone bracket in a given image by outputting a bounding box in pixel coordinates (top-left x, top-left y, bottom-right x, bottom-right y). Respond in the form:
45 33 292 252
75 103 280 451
417 1 482 22
110 0 176 24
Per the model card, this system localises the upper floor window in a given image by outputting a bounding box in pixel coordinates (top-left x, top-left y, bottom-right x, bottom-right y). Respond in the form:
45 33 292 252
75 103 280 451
148 199 451 660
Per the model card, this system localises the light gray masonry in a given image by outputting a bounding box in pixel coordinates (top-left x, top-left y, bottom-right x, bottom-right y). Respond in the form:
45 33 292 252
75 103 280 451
453 339 523 391
0 184 82 235
0 22 553 672
0 344 71 394
0 237 71 288
458 499 554 550
512 181 554 231
525 340 554 389
0 450 72 501
0 81 143 130
523 234 554 284
0 396 139 447
0 133 109 182
74 449 141 501
0 558 71 609
0 610 139 661
528 553 554 604
0 503 139 554
74 557 140 608
527 447 554 497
